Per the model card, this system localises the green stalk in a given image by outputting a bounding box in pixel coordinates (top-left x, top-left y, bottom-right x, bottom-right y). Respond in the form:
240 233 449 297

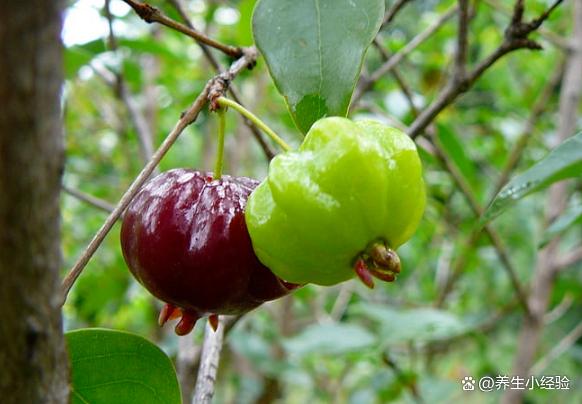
214 108 226 179
216 96 292 152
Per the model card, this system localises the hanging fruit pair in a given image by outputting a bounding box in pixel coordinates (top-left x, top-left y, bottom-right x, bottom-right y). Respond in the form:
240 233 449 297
120 98 425 336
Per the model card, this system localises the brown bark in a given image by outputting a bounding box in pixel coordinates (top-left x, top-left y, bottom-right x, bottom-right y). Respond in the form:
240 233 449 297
502 1 582 403
0 1 69 403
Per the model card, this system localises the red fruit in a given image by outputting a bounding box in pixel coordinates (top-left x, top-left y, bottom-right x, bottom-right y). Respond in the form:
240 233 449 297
120 168 297 335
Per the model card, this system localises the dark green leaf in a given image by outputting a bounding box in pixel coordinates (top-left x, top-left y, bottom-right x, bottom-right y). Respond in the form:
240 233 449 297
482 132 582 224
283 323 376 356
67 328 181 404
235 0 257 46
436 123 478 191
253 0 384 133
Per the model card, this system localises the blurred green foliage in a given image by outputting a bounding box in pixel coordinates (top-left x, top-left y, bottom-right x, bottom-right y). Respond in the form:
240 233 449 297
61 0 581 402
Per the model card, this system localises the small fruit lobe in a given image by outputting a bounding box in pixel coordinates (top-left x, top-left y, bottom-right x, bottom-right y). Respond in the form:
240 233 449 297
208 314 219 332
175 311 200 336
354 258 375 289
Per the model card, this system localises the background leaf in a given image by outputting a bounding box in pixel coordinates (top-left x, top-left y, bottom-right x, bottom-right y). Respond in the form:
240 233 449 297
60 2 582 402
541 202 582 246
283 323 376 356
253 0 384 133
351 304 469 344
67 328 181 404
65 39 107 78
482 132 582 224
436 123 478 192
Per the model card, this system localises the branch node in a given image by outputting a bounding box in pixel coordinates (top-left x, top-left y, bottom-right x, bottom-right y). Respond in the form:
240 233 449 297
208 77 230 111
128 0 158 23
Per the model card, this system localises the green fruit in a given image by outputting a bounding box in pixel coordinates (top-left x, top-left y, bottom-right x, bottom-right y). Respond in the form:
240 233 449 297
245 117 425 287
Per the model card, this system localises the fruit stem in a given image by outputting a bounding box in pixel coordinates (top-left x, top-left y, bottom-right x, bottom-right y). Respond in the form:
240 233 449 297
214 108 226 179
216 96 292 152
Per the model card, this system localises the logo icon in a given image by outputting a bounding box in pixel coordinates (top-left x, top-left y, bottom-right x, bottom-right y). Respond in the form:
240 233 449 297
462 376 476 391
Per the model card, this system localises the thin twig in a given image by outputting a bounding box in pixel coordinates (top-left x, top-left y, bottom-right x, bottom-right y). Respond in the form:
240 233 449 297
503 1 581 402
192 319 225 404
530 320 582 376
123 0 243 58
62 185 116 214
407 0 564 139
454 0 471 80
166 0 276 160
118 80 156 163
436 58 564 307
492 60 564 194
483 0 570 50
371 40 419 115
381 0 414 28
554 245 582 272
432 142 531 314
60 50 259 305
543 293 573 324
329 283 354 321
383 352 424 403
352 4 459 104
105 0 155 164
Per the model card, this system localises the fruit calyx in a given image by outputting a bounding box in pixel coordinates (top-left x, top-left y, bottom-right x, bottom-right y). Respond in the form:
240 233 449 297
158 304 223 335
353 242 401 289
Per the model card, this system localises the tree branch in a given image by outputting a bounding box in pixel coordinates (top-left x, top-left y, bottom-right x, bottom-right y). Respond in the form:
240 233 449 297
352 4 459 104
492 60 564 194
105 0 155 164
383 352 424 403
62 185 116 214
502 1 582 402
166 0 275 160
436 58 564 307
483 0 570 50
123 0 243 58
192 320 225 404
454 0 471 80
177 315 242 402
530 320 582 376
60 49 259 305
408 0 564 139
371 40 420 115
381 0 414 28
554 245 582 272
432 142 530 313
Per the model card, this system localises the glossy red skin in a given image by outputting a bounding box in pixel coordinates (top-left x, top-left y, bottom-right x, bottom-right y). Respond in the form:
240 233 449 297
120 169 295 318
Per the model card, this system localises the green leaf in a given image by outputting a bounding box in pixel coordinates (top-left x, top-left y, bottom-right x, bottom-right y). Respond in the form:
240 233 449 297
235 0 257 46
118 38 180 60
482 132 582 224
351 304 468 343
67 328 181 404
283 323 376 356
436 123 478 191
65 40 107 78
253 0 384 133
541 202 582 247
